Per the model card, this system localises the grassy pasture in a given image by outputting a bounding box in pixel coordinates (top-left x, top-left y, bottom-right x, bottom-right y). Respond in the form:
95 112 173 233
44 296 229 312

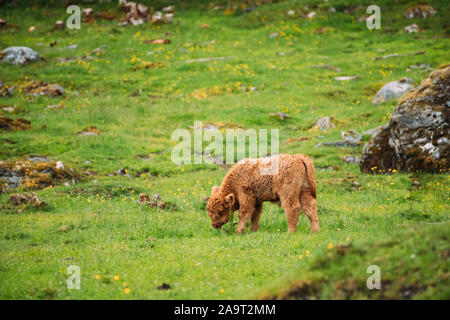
0 0 449 299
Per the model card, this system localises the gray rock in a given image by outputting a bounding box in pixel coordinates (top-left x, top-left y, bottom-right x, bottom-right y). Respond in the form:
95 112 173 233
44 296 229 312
343 155 361 164
203 124 219 131
78 131 98 136
26 155 51 163
335 76 360 81
311 117 335 131
56 161 64 169
360 66 450 173
404 24 421 33
47 104 62 109
341 130 362 143
0 170 23 190
372 78 415 104
307 11 316 19
362 126 383 137
403 5 436 19
1 46 40 65
270 112 290 120
315 140 361 148
2 106 15 112
318 165 339 171
407 64 433 72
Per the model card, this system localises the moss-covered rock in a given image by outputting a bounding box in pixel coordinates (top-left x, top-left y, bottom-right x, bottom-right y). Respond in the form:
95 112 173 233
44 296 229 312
360 66 449 173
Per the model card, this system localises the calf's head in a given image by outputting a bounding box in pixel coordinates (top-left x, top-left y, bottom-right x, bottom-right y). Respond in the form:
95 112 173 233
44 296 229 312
206 186 235 229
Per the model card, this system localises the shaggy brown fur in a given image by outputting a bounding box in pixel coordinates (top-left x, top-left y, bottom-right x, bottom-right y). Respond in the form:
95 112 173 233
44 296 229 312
206 154 319 234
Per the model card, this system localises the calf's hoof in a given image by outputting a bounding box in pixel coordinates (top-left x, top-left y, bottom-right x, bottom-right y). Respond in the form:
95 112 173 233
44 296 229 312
311 224 320 233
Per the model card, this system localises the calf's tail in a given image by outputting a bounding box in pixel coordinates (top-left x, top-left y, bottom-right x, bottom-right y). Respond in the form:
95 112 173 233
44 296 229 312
300 155 317 198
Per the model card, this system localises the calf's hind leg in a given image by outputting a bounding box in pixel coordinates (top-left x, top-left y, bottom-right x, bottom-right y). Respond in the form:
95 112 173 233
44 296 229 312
279 193 301 233
300 191 319 233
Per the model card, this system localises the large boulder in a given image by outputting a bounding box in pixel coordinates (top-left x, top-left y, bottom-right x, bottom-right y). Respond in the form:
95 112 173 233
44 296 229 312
1 46 40 65
360 66 449 173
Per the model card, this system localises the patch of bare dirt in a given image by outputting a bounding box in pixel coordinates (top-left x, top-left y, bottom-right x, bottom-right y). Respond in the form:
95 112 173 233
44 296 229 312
138 192 177 210
78 126 100 136
24 80 64 97
0 116 31 130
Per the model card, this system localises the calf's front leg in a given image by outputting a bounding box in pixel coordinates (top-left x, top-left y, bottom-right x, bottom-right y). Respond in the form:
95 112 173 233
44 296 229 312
251 204 263 232
236 198 256 234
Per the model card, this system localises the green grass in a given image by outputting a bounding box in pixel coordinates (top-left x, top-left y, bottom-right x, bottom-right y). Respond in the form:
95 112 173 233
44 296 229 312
0 0 449 299
258 222 450 299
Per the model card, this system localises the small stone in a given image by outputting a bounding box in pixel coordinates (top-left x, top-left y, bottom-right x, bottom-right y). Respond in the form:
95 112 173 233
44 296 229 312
164 13 174 24
54 20 64 30
335 76 360 81
2 105 15 112
270 112 290 120
404 24 422 33
268 32 280 38
202 124 219 131
162 5 175 13
83 8 94 22
152 11 163 24
56 161 64 170
47 104 62 109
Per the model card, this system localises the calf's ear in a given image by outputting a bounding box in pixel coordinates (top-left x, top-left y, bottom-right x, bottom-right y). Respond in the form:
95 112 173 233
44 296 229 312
225 193 235 206
211 186 219 194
